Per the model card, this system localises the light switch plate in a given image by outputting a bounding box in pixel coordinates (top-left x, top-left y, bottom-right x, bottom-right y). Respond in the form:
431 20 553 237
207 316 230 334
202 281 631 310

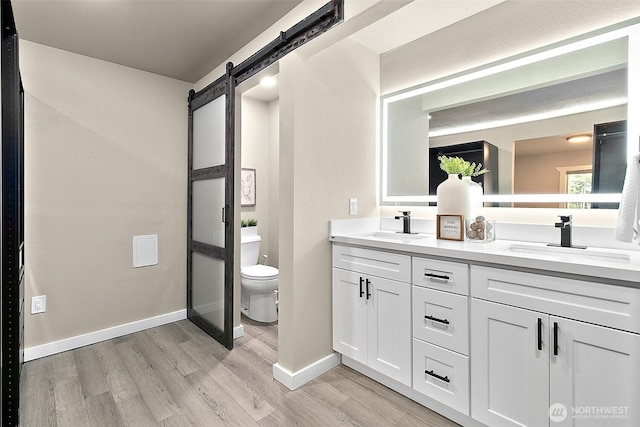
349 198 358 216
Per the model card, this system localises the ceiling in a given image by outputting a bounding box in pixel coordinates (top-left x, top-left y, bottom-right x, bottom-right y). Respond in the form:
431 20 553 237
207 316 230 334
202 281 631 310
11 0 303 83
10 0 505 85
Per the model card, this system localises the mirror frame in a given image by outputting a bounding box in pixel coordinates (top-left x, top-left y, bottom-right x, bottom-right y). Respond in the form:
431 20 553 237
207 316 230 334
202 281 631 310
380 19 640 206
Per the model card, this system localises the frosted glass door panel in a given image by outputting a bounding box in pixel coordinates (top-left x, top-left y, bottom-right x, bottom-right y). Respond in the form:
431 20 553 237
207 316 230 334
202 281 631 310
192 252 225 331
192 178 225 247
192 95 226 170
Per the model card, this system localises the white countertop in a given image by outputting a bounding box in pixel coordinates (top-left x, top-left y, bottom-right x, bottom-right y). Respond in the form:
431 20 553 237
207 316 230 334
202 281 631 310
330 229 640 286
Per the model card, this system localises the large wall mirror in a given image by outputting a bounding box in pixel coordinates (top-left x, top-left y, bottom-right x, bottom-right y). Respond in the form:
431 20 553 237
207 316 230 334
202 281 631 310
381 21 640 208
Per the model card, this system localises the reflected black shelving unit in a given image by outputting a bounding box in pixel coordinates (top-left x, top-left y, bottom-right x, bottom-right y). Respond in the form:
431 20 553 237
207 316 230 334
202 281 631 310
428 140 499 205
592 120 627 209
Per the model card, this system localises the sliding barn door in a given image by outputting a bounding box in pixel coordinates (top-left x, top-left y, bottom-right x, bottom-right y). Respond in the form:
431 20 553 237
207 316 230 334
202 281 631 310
187 65 235 349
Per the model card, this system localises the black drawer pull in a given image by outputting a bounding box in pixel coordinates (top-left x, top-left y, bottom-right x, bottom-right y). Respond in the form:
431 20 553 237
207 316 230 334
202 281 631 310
425 315 450 325
366 279 371 300
425 272 450 282
553 322 559 356
359 277 364 298
425 370 450 383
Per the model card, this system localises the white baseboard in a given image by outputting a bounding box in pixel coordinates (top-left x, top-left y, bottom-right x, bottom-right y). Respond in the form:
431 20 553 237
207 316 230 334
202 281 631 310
234 324 245 339
24 309 187 362
273 352 341 390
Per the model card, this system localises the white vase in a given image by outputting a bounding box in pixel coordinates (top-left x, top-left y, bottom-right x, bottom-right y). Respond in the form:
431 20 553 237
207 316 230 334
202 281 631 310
241 226 258 238
462 176 483 216
437 174 471 219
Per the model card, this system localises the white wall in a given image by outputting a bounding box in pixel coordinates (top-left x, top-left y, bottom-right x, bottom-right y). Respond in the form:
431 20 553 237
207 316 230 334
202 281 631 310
514 149 593 208
278 38 380 372
21 41 191 349
240 96 280 267
267 100 280 267
381 1 640 95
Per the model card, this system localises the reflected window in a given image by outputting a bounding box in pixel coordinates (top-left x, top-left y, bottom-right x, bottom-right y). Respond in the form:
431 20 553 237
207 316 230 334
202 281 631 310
567 171 592 209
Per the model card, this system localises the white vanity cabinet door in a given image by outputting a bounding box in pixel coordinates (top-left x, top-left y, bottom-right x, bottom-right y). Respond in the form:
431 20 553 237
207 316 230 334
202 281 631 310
332 266 412 386
471 298 550 427
549 317 640 427
332 268 368 364
413 286 469 355
367 275 412 386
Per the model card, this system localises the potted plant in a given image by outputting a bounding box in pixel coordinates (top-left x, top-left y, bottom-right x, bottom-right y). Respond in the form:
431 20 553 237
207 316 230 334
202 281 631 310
438 155 468 175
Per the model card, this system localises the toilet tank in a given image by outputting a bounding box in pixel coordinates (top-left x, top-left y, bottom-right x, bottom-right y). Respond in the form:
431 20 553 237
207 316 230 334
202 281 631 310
240 235 261 268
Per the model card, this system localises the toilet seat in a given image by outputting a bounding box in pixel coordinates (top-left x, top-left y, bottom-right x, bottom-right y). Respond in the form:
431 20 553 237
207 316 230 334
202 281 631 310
241 264 279 280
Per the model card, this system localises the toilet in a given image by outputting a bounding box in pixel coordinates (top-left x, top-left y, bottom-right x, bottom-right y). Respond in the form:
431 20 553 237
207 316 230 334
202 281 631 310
240 233 279 323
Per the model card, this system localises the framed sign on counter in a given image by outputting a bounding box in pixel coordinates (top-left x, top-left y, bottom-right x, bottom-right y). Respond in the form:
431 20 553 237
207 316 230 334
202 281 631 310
437 215 463 241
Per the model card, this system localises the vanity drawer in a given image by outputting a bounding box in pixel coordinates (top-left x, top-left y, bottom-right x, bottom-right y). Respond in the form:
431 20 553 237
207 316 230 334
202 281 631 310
471 265 640 333
332 245 411 282
412 257 469 295
413 338 469 415
413 287 469 355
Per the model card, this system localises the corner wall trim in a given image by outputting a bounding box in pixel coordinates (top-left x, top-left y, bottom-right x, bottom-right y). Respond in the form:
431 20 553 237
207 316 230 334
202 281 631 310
233 324 245 339
273 352 341 390
24 309 187 362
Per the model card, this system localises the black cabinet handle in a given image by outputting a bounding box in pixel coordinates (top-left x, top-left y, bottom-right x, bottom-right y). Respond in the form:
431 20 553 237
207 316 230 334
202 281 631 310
425 315 450 325
359 277 364 298
425 272 450 282
553 322 559 356
537 318 543 351
366 279 371 300
425 370 450 383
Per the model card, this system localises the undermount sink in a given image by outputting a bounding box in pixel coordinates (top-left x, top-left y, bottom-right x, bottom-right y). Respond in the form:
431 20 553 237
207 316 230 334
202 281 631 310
499 243 631 264
365 231 431 241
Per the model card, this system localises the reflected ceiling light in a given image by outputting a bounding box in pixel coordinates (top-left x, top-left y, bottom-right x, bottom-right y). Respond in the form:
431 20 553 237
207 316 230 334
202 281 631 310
260 76 277 87
428 97 626 137
566 135 592 144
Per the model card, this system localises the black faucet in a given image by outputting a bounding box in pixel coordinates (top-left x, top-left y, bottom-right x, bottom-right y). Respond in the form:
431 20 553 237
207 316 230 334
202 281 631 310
549 215 586 249
394 211 414 234
555 215 572 247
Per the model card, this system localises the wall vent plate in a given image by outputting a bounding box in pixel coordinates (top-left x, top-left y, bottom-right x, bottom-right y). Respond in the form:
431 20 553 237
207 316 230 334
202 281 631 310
133 234 158 268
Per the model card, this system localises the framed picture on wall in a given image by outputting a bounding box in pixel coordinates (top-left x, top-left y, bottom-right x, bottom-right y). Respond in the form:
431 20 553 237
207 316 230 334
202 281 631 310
241 168 256 207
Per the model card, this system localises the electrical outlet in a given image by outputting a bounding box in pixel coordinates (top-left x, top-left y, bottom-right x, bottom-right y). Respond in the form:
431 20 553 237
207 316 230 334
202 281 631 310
31 295 46 314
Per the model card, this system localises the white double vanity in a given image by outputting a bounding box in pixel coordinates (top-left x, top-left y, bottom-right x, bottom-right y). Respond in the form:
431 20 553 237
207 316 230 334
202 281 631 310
330 219 640 427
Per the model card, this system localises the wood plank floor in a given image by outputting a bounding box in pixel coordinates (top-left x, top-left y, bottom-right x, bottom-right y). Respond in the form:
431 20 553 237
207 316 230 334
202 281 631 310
20 317 460 426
